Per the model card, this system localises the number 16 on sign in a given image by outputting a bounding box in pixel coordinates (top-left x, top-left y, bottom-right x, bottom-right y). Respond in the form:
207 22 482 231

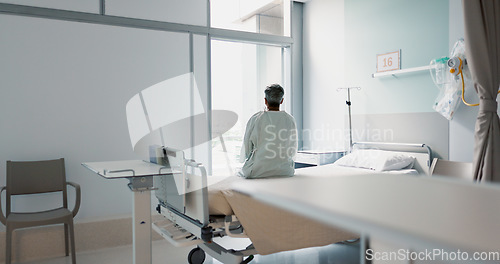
376 50 400 72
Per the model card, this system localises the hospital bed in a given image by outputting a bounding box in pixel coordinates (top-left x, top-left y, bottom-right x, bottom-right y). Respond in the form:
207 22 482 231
151 142 432 264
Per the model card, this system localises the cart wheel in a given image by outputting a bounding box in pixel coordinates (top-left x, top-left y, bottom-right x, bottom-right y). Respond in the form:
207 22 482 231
188 247 206 264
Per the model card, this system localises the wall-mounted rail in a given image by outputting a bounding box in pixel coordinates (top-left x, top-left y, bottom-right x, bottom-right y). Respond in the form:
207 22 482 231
372 65 431 78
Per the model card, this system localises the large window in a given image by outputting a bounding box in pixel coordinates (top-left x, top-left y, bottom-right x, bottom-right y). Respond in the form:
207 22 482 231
211 39 288 175
210 0 291 36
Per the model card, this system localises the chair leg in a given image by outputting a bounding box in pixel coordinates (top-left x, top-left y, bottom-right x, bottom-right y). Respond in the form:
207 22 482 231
6 226 12 264
64 223 69 256
69 220 77 264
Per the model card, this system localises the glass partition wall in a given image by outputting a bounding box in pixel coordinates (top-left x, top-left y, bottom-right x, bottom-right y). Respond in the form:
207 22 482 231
0 0 293 177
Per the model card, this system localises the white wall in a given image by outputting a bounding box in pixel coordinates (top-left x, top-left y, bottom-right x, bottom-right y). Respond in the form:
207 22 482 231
302 0 496 162
302 0 346 151
292 2 304 149
0 0 99 13
0 14 202 221
105 0 207 26
0 0 208 26
303 0 449 152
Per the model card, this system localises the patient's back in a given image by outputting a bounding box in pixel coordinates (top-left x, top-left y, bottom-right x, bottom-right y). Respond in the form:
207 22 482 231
241 111 297 179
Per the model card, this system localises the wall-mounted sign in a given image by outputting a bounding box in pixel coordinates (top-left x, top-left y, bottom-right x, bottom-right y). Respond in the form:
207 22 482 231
376 50 400 72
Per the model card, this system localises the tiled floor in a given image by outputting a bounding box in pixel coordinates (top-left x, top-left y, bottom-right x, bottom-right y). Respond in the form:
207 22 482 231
19 239 360 264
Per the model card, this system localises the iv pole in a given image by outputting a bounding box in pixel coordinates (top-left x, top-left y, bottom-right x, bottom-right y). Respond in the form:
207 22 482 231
337 87 361 152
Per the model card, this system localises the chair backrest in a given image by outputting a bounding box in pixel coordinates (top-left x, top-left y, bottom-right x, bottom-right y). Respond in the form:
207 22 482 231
6 158 68 214
429 158 474 181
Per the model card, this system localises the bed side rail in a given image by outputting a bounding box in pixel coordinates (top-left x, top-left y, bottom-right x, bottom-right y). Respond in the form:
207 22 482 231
352 141 433 175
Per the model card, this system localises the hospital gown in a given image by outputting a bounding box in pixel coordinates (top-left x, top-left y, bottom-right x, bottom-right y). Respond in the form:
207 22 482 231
239 111 297 179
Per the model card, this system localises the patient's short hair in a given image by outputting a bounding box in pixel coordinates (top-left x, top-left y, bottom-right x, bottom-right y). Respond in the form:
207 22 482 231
265 84 284 107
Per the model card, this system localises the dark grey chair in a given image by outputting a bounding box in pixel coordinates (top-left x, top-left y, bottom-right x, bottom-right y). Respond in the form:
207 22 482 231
0 158 80 264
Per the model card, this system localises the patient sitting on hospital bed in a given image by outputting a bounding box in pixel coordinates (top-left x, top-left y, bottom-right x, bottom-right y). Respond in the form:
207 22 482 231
238 84 298 179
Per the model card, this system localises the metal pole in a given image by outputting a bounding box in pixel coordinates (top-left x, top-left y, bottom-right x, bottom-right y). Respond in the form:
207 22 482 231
337 87 360 152
189 33 195 160
99 0 105 15
347 88 353 150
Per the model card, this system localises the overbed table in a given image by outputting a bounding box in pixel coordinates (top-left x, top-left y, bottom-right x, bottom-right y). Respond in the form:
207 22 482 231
82 160 174 264
234 174 500 263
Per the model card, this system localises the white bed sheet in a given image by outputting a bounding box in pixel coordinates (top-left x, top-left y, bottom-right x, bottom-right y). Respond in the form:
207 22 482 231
296 163 419 177
208 164 418 216
206 164 419 255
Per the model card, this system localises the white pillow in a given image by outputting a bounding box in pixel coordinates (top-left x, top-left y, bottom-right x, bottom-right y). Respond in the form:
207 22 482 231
334 149 379 170
334 149 415 171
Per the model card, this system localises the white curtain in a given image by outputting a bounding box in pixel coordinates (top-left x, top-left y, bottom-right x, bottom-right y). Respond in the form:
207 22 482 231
462 0 500 181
